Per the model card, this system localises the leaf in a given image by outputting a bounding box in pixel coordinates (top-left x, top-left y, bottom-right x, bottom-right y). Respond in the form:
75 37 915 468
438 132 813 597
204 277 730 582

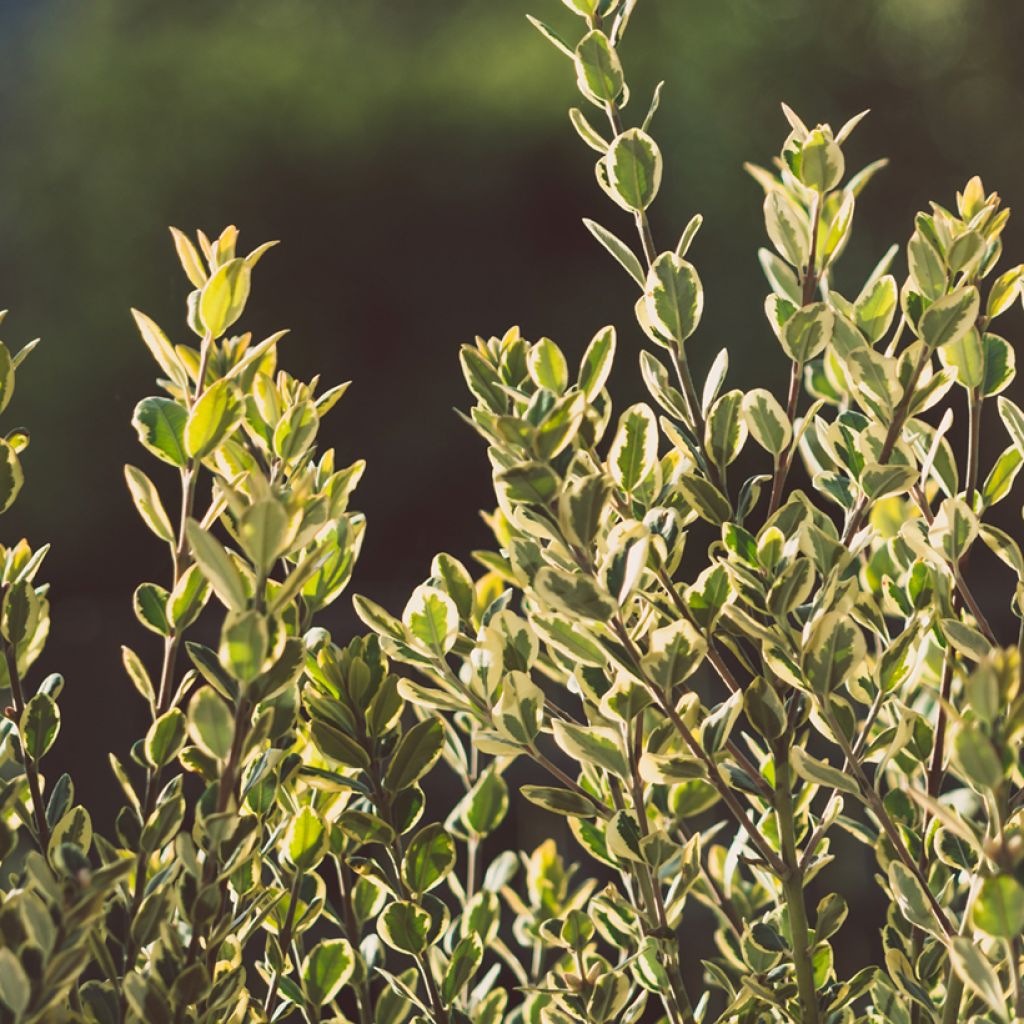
947 937 1008 1022
124 465 175 543
403 585 458 656
939 327 984 388
21 691 59 760
918 286 979 349
583 220 645 286
218 609 268 683
953 721 1002 791
0 441 23 514
972 875 1024 939
552 719 628 778
534 566 615 621
185 520 248 611
133 397 189 467
378 901 431 955
790 747 859 796
384 718 445 792
402 823 456 893
133 582 170 636
608 402 658 491
122 646 155 706
309 720 370 770
301 939 354 1007
144 708 185 768
645 252 703 345
185 379 243 458
606 128 662 211
527 337 568 393
578 325 617 400
605 809 644 863
521 785 597 818
574 29 623 105
888 862 944 939
569 107 608 153
764 189 810 267
442 934 484 1005
981 333 1016 397
284 806 328 872
131 308 189 388
999 396 1024 458
199 257 251 337
798 127 844 191
676 473 732 525
742 388 792 456
458 766 509 837
803 612 866 694
705 389 746 469
2 579 39 648
187 688 234 760
0 949 30 1016
496 461 559 505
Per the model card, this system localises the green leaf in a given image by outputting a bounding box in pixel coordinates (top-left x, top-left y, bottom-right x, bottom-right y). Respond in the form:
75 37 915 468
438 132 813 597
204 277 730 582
403 584 458 656
798 127 844 191
0 948 30 1016
185 520 248 611
574 29 623 105
803 612 866 694
219 610 268 683
705 389 746 469
284 805 328 872
133 397 189 467
534 566 615 621
144 708 186 768
552 719 628 778
496 461 559 505
2 579 39 648
953 721 1002 791
577 325 617 402
948 937 1008 1022
606 128 662 212
527 337 568 393
521 785 597 818
378 901 431 955
384 718 445 792
644 252 703 345
744 677 786 740
981 333 1015 397
458 766 509 837
442 934 484 1005
982 447 1022 507
608 402 657 491
124 465 175 544
939 327 984 388
133 582 170 636
402 823 456 893
888 862 943 939
187 688 234 760
764 189 810 268
21 691 59 760
999 396 1024 458
122 646 155 706
972 875 1024 939
790 746 859 796
742 388 791 456
781 303 833 363
185 379 243 458
309 720 371 770
168 563 211 630
676 473 732 525
918 286 979 349
199 257 251 337
907 230 946 300
605 809 644 863
301 939 354 1007
0 440 23 514
583 220 645 286
131 308 189 388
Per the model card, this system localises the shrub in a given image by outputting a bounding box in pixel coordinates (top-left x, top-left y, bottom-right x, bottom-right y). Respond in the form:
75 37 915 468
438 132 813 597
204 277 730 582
4 1 1024 1023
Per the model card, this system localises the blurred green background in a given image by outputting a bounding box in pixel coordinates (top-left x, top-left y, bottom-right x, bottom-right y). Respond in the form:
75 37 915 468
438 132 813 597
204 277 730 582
2 0 1023 970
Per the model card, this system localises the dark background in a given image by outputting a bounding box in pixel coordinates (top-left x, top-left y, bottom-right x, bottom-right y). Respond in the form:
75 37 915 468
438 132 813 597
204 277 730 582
3 0 1024 974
